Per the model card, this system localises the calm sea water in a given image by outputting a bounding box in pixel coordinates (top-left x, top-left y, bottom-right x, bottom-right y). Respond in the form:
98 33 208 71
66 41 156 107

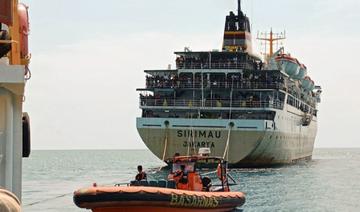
22 149 360 212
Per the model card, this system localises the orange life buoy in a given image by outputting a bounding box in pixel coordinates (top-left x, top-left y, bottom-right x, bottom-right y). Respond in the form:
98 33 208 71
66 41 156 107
17 3 30 64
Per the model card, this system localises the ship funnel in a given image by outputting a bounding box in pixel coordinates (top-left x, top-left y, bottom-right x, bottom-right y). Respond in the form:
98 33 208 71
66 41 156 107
222 0 252 53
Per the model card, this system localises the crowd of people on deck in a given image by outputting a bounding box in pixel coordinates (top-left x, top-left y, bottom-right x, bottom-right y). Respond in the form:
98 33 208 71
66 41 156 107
139 91 284 112
145 72 285 90
146 75 178 88
142 66 317 114
175 56 262 70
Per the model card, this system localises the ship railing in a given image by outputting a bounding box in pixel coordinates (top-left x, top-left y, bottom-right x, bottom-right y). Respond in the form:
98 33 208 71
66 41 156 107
145 81 285 90
139 98 284 110
176 62 247 70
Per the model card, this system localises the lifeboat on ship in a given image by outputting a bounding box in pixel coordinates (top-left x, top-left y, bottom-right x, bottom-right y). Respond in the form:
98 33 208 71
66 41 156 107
275 54 300 77
74 154 245 212
293 64 307 80
301 76 315 91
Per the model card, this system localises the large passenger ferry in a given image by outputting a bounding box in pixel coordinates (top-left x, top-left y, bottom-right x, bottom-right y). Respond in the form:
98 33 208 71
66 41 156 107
136 0 322 167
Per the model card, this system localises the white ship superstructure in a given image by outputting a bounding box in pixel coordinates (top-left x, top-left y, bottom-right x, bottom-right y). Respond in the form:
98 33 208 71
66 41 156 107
136 1 322 167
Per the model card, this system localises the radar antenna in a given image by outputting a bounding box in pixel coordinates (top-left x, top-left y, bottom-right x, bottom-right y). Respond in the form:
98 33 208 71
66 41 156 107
238 0 242 16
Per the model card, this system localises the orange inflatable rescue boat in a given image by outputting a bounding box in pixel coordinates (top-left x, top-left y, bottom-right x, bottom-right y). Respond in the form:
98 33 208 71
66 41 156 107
74 156 245 212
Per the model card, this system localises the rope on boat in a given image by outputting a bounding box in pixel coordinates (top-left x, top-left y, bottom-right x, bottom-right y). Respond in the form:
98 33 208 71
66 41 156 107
161 128 168 162
160 122 170 170
24 180 121 207
186 134 190 156
24 192 72 207
25 66 32 80
188 73 197 156
191 127 196 155
223 77 235 161
223 127 232 160
186 126 195 156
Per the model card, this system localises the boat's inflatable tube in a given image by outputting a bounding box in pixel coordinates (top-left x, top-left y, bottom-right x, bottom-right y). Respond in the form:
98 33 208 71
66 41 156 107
0 189 21 212
74 186 245 212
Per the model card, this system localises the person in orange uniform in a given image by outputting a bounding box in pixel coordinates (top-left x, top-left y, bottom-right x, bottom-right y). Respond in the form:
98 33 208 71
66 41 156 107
172 165 189 190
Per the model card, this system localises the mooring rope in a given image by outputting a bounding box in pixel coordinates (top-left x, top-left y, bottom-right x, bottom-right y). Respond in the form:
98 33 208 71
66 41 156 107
223 127 232 160
24 193 72 207
161 130 168 162
24 180 123 207
191 127 196 155
223 78 234 161
187 130 191 156
161 123 170 165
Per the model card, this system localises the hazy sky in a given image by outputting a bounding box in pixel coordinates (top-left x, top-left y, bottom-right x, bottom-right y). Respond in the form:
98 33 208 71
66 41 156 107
21 0 360 149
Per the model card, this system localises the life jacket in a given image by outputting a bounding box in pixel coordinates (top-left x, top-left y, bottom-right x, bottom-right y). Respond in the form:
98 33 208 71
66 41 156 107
178 171 188 184
188 172 203 191
176 181 188 190
174 171 189 190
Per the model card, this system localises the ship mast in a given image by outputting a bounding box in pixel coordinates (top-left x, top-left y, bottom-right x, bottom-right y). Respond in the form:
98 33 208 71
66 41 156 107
257 29 286 60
